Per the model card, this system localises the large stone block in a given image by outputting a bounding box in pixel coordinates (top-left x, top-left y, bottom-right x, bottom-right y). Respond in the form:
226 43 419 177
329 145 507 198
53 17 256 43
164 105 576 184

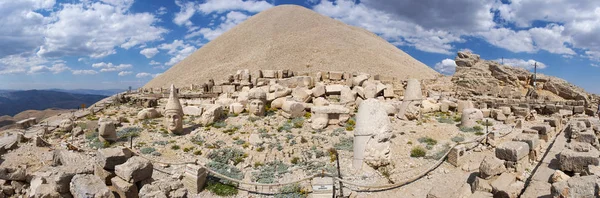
512 134 540 151
495 141 529 162
111 176 139 198
490 173 522 198
551 175 599 198
479 156 507 179
558 149 600 173
96 147 133 170
199 105 223 126
69 174 112 198
114 156 153 183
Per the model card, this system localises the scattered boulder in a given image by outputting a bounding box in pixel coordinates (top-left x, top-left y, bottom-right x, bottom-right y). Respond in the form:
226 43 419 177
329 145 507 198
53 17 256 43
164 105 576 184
139 179 187 198
69 174 112 198
495 141 529 162
551 175 598 198
551 170 570 183
111 176 139 198
479 156 507 179
558 148 600 173
115 156 153 183
98 119 117 143
199 105 223 126
137 108 160 120
96 147 133 170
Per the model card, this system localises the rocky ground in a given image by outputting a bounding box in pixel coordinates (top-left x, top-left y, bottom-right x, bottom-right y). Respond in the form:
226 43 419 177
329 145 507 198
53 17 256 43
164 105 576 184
0 52 598 198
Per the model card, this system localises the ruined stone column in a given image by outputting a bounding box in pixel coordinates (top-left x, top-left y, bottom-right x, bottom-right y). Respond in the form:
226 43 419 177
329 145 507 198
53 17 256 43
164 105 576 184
353 98 391 170
397 79 422 120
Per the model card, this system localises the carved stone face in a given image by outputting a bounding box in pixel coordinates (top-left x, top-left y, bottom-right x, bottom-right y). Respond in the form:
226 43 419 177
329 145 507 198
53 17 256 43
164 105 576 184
248 99 265 116
165 111 183 134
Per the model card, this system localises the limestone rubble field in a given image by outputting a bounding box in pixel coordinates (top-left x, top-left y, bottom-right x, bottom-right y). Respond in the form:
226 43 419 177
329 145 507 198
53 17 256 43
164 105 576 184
1 5 600 198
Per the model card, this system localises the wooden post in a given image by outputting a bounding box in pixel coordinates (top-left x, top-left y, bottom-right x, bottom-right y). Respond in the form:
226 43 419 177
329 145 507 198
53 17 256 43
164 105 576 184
335 149 343 197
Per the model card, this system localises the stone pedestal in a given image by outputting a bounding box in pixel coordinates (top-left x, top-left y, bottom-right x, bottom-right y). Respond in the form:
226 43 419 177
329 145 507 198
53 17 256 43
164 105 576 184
312 177 334 198
182 164 207 194
448 145 466 167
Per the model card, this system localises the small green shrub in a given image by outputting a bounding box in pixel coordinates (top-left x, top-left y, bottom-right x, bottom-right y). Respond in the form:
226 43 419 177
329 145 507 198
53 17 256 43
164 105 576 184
410 146 427 158
291 157 300 164
117 127 141 141
418 136 437 146
141 147 156 154
207 148 247 165
205 179 238 196
256 147 265 152
171 145 180 150
153 140 168 145
193 150 202 155
183 147 193 152
334 137 353 151
436 117 454 124
451 136 465 143
212 121 227 128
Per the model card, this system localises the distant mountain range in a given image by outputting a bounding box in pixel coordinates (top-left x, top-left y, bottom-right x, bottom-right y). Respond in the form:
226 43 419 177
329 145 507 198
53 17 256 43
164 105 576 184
0 90 109 116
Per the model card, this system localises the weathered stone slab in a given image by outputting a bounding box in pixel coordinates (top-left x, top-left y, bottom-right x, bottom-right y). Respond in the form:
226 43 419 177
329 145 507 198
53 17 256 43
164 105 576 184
114 156 153 183
558 149 600 173
495 141 529 162
551 175 598 198
69 174 112 198
111 176 138 198
479 156 507 179
96 147 133 170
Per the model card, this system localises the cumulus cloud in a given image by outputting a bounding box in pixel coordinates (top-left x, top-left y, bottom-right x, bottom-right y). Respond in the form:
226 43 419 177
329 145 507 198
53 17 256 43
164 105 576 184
496 58 547 70
149 60 161 65
158 40 197 66
118 71 132 76
72 69 98 75
136 72 161 78
434 59 457 75
36 1 167 58
186 11 249 40
92 62 133 72
140 48 159 58
313 0 463 54
0 54 49 74
0 0 54 58
197 0 273 14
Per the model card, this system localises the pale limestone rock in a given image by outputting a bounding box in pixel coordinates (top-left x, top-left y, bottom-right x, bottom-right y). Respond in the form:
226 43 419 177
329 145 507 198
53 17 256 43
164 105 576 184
363 81 378 99
292 87 311 102
325 85 343 95
340 86 356 104
58 119 74 132
182 106 203 116
479 156 507 179
352 74 369 87
69 174 112 198
164 84 184 135
496 141 529 162
421 99 440 114
270 97 286 109
137 108 160 120
199 105 223 126
461 108 483 128
404 79 422 101
96 147 133 170
311 85 326 97
98 119 117 143
114 156 153 183
313 97 330 107
229 103 245 115
281 101 304 118
353 99 392 170
457 100 474 113
558 148 600 173
551 170 570 183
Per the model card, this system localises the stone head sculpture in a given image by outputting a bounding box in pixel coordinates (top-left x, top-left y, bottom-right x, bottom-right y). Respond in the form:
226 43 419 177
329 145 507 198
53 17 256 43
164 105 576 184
164 84 184 134
248 89 267 116
461 108 483 128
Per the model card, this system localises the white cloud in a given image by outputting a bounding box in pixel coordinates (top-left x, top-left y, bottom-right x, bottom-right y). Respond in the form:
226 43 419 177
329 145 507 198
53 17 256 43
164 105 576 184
156 6 167 15
36 1 167 58
434 58 457 75
136 72 161 78
0 0 54 57
197 0 273 14
92 62 133 72
591 63 599 67
140 48 159 58
118 71 132 76
186 11 249 40
158 40 197 66
477 28 535 53
149 60 161 65
313 0 463 54
173 1 196 26
72 69 98 75
0 54 48 74
496 58 547 70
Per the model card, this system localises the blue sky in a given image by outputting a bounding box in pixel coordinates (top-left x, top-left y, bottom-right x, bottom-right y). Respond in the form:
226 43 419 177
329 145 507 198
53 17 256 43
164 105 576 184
1 0 599 94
